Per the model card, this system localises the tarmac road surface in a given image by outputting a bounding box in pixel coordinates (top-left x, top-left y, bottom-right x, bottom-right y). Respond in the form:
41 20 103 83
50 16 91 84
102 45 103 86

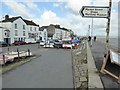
2 45 73 88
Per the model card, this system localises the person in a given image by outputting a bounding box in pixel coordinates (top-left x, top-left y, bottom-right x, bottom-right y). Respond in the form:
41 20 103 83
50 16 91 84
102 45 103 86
88 36 91 41
94 36 96 41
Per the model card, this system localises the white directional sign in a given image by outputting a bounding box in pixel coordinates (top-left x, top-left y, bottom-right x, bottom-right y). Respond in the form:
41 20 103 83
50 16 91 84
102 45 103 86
80 6 109 18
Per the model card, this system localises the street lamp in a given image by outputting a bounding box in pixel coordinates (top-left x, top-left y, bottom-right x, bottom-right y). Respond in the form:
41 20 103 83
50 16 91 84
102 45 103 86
90 18 93 47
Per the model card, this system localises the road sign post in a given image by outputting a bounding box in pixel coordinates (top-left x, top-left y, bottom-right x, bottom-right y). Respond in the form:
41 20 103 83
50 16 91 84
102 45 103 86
80 6 109 18
80 0 112 50
105 0 112 52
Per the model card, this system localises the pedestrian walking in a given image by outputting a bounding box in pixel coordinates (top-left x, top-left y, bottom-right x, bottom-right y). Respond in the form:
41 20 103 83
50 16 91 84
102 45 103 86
88 36 91 42
94 36 96 41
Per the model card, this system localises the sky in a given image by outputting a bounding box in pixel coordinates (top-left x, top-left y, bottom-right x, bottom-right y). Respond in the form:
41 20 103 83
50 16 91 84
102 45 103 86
0 0 119 37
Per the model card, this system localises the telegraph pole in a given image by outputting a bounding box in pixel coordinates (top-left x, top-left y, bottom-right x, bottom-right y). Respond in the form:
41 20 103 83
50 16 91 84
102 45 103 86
105 0 112 51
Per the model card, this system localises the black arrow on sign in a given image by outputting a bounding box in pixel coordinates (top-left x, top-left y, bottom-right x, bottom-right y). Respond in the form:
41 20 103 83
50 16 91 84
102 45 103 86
79 6 85 17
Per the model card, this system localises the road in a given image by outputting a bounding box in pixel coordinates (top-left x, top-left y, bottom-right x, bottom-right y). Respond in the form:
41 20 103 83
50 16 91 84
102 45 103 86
2 44 73 88
89 40 120 88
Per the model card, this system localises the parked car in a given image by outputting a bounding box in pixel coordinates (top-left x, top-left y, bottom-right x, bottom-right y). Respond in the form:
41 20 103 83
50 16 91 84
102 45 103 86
25 39 36 44
36 40 41 43
13 41 26 45
43 40 54 48
40 41 45 46
53 40 63 48
48 40 54 45
62 40 72 49
0 41 10 47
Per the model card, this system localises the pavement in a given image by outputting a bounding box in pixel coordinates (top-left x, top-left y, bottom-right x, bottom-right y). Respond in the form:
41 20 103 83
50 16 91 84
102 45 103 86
87 42 103 89
89 40 120 89
2 45 73 88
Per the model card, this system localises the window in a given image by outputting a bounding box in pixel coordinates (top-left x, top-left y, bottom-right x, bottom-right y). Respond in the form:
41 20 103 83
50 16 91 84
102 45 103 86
15 24 17 29
23 31 25 36
15 30 18 36
23 25 25 29
30 27 32 31
40 32 41 34
34 27 36 31
14 38 17 41
23 38 26 41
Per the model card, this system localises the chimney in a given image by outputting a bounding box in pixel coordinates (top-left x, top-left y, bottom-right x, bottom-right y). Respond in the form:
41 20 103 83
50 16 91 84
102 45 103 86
5 15 9 20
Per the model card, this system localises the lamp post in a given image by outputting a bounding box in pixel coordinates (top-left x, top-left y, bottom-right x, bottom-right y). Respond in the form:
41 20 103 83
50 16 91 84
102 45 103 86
90 18 93 47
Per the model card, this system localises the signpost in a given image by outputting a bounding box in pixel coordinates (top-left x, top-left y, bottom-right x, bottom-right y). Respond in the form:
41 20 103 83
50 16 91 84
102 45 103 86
80 6 109 18
80 6 109 46
80 0 112 48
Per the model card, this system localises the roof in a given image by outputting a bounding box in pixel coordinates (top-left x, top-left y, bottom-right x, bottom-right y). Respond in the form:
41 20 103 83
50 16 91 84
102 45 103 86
50 24 70 31
2 16 22 23
23 19 39 26
39 26 48 31
2 16 39 26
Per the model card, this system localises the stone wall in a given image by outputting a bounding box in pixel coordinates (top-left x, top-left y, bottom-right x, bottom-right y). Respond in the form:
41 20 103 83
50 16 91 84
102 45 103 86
72 39 88 90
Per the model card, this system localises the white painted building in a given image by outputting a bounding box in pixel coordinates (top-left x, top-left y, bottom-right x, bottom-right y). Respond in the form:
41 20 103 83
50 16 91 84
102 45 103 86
0 15 40 44
53 27 71 40
39 26 48 42
53 28 62 40
23 19 39 43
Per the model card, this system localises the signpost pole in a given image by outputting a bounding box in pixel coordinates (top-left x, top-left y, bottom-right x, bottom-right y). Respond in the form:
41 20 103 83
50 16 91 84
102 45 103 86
105 0 112 53
90 18 93 47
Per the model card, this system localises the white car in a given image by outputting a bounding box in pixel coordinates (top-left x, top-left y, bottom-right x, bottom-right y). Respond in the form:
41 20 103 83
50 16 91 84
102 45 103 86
43 40 54 48
40 41 45 46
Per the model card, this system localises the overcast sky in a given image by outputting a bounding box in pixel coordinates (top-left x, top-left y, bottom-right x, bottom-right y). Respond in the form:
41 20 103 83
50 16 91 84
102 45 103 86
0 0 119 37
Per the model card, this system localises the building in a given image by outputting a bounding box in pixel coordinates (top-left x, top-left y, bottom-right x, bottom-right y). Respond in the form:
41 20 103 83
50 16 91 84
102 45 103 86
23 19 39 43
39 26 48 42
40 24 73 40
0 15 74 44
0 15 39 44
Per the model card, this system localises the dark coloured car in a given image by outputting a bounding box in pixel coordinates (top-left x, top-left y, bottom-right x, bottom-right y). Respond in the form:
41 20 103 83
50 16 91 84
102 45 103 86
53 40 63 48
0 41 10 47
13 41 26 45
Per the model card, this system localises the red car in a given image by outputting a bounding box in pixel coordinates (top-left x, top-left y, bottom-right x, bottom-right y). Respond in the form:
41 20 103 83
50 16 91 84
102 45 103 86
13 41 26 45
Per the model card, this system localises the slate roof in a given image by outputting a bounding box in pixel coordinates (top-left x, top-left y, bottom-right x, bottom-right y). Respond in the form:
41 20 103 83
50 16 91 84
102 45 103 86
2 16 22 23
2 16 39 26
51 24 70 31
39 26 48 31
23 19 39 26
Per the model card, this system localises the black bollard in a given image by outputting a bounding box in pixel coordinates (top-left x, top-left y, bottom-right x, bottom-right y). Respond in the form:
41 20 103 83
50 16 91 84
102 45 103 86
3 54 5 65
17 48 19 60
8 47 9 54
28 49 30 56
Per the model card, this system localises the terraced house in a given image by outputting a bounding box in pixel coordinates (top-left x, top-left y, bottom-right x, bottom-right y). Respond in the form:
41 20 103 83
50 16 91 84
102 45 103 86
0 15 40 44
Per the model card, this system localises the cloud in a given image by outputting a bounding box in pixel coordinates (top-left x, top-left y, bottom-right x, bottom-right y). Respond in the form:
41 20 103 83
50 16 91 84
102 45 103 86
65 0 90 15
53 3 59 7
2 0 31 18
25 0 40 13
2 0 41 19
40 10 61 25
